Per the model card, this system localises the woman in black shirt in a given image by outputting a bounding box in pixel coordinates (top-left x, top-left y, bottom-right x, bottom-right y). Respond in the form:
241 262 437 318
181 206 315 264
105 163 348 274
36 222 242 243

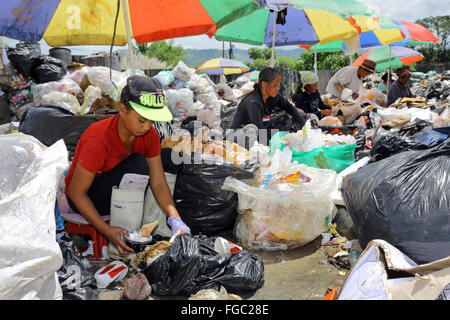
231 67 306 132
292 71 331 119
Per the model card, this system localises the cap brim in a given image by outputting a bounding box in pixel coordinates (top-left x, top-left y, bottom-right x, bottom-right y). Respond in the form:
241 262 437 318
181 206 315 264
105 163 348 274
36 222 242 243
360 65 376 73
129 101 173 122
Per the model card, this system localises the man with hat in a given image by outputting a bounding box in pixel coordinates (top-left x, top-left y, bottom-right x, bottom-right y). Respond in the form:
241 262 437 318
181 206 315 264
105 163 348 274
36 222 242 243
326 59 377 100
65 75 191 255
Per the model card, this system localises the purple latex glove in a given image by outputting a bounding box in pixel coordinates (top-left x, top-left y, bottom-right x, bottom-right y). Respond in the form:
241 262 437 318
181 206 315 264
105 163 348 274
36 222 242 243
167 217 191 235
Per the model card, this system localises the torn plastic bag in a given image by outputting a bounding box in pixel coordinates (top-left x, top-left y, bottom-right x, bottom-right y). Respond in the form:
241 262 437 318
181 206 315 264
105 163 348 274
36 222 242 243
341 138 450 264
173 155 258 236
143 234 264 296
6 43 41 78
31 56 67 84
370 126 429 162
57 236 98 300
19 106 112 158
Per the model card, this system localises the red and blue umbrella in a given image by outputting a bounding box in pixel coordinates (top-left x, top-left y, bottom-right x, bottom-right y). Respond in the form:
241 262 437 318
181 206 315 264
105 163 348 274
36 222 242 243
390 20 441 46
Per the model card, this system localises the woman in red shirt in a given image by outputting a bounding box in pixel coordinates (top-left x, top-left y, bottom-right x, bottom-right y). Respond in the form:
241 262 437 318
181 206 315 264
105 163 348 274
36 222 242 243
65 76 190 255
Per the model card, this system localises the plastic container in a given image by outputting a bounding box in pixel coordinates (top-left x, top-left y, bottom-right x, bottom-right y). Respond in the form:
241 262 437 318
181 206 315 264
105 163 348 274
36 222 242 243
49 47 72 65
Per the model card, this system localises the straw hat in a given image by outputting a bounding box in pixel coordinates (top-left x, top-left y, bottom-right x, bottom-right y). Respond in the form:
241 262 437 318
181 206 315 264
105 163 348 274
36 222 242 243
359 59 376 73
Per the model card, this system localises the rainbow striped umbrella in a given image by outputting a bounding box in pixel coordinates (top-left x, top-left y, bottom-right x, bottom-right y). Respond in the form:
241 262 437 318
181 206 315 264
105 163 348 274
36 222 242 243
196 58 250 75
352 46 423 72
390 20 441 46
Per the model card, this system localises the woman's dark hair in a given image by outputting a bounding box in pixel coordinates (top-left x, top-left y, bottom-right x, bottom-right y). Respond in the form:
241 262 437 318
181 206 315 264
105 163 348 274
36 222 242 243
291 80 303 102
240 67 282 102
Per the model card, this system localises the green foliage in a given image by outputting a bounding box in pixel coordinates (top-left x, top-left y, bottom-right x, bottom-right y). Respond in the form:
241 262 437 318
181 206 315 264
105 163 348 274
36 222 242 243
275 56 297 69
248 47 275 60
135 40 186 68
415 15 450 63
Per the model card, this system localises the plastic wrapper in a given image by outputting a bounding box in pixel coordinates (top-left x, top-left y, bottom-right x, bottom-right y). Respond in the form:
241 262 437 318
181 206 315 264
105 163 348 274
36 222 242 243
166 88 194 121
31 56 67 84
341 139 450 264
197 109 220 128
187 74 215 95
434 107 450 128
31 79 83 105
172 61 195 82
40 91 81 114
222 164 337 251
356 88 387 107
331 103 362 125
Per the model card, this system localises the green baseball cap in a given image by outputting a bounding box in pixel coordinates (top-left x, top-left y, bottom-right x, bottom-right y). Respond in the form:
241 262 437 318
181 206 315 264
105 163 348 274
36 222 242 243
121 75 173 122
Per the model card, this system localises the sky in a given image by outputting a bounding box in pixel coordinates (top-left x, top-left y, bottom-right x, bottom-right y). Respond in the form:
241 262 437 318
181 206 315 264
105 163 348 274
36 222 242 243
2 0 449 55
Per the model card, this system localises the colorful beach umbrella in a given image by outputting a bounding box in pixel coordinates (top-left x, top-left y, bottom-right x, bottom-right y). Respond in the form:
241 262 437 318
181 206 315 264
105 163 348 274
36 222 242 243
0 0 259 46
300 16 405 53
390 20 441 46
238 71 260 82
196 58 250 75
352 46 424 72
214 6 359 48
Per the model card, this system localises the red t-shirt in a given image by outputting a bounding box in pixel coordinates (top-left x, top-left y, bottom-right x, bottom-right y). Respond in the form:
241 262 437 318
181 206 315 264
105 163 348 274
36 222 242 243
65 114 160 198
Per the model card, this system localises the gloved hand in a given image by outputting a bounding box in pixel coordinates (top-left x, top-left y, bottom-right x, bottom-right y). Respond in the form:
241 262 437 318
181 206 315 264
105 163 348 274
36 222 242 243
167 217 191 235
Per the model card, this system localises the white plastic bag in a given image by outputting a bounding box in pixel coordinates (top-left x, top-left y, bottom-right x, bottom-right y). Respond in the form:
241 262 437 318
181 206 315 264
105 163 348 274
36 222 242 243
222 164 337 251
0 134 69 299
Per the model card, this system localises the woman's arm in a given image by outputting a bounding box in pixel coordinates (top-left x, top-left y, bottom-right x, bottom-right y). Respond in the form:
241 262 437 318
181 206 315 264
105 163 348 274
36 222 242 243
69 163 133 254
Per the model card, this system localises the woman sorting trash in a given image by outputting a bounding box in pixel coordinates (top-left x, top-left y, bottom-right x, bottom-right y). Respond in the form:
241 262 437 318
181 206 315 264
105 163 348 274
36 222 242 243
65 75 191 256
292 71 332 119
230 67 306 138
387 70 413 106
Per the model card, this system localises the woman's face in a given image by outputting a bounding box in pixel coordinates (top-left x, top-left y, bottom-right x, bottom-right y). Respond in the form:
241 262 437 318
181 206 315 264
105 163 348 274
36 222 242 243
119 103 154 137
305 82 319 94
399 74 410 86
262 75 282 98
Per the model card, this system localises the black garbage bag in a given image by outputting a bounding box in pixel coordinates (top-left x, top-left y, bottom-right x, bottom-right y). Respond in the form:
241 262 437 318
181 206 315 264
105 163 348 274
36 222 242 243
31 55 67 84
370 126 429 162
173 156 258 236
57 236 98 300
341 138 450 264
6 43 41 78
220 101 238 131
143 234 264 296
19 106 112 158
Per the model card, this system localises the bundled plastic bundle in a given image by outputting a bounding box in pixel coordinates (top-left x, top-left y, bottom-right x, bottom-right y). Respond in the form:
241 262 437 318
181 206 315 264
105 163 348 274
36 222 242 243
31 79 83 105
222 164 337 251
172 61 195 82
39 91 81 114
166 88 194 121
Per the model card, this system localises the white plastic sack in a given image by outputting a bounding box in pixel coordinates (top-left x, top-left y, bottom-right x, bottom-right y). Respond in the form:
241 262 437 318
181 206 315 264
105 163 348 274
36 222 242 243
222 164 337 251
66 66 91 85
40 91 81 114
0 134 69 299
187 74 215 95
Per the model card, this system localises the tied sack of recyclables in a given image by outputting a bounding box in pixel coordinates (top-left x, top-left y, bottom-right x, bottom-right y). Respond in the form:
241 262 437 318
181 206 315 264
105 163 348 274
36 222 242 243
222 164 338 251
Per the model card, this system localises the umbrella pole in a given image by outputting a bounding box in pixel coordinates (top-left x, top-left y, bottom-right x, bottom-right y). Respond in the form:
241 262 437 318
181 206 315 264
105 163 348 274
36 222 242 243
314 44 317 75
387 45 392 92
122 0 135 75
270 13 276 68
